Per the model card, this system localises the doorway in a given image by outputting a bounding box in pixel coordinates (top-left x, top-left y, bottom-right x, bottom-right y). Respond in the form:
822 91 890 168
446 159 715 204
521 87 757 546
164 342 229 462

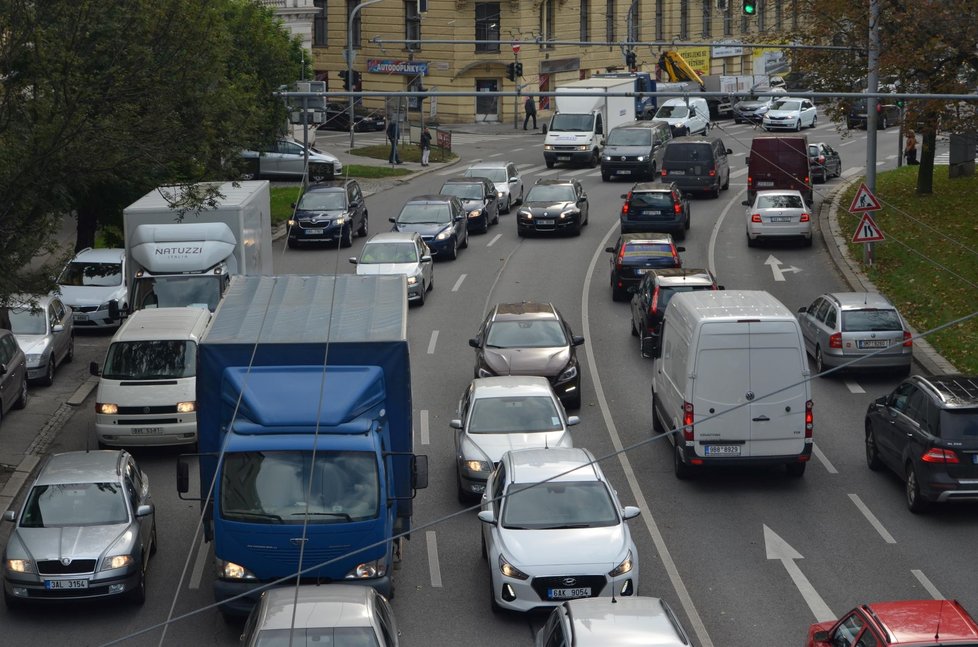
475 79 499 122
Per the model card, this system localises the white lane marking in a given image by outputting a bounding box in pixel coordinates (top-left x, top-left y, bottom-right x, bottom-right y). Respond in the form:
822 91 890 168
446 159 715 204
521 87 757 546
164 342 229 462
566 167 594 178
582 221 714 647
189 539 209 590
911 569 944 599
730 167 748 178
764 525 836 623
489 152 503 157
536 168 562 177
848 493 896 544
812 444 838 474
419 409 430 445
885 154 897 160
839 139 859 147
842 167 864 177
425 531 443 587
512 148 525 152
708 187 747 280
876 161 885 166
451 274 467 292
519 164 548 175
845 380 866 394
427 330 439 354
486 234 502 247
436 166 462 176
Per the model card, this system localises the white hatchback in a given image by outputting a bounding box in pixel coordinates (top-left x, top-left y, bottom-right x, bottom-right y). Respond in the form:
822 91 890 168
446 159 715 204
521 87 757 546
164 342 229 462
744 190 813 247
762 97 818 131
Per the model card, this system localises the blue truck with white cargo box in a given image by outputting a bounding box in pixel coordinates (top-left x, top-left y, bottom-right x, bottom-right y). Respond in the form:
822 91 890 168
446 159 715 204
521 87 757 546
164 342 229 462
177 274 427 616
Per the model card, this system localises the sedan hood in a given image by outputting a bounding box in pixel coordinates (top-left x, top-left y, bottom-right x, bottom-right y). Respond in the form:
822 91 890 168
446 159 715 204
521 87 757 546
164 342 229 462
355 263 419 277
15 335 49 355
394 222 452 238
57 284 126 308
736 100 768 110
295 209 347 223
15 524 129 562
766 109 799 119
522 201 575 215
483 347 570 377
465 430 571 463
500 525 628 568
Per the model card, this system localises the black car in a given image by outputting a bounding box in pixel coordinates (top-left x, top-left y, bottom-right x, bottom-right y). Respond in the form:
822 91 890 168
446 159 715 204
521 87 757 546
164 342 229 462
629 268 719 357
316 102 387 132
846 98 901 130
390 195 469 260
607 233 685 302
865 375 978 513
808 142 842 183
287 179 368 249
439 177 500 234
732 90 787 124
619 182 690 238
516 178 590 236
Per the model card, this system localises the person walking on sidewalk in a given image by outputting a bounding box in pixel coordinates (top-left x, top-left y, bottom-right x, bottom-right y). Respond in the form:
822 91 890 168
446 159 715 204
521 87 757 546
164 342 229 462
387 119 401 164
904 129 919 165
420 127 432 166
523 95 537 130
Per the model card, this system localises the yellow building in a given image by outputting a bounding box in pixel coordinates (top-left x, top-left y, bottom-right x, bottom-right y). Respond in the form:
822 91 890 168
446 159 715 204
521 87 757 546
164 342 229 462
307 0 802 124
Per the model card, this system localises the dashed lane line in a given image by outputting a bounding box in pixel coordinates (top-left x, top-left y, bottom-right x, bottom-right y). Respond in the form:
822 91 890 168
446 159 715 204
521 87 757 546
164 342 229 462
427 330 439 354
845 380 866 394
189 538 209 590
451 274 467 291
419 409 430 445
849 493 897 544
426 531 443 587
911 569 944 599
812 445 839 474
486 234 502 247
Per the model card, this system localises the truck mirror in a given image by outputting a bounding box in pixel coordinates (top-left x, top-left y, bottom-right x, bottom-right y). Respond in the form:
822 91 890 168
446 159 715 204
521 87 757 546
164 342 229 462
676 246 686 253
477 510 496 525
89 361 100 376
449 419 463 429
412 455 429 490
176 459 189 494
108 300 120 320
388 217 397 223
349 257 358 264
468 338 479 348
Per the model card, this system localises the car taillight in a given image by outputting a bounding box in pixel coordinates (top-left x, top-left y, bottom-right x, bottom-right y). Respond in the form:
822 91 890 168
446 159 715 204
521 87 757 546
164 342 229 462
818 155 825 164
621 192 632 216
805 400 813 439
804 176 810 185
649 287 660 315
876 103 882 113
829 332 842 349
751 213 762 222
616 246 625 270
661 168 667 177
800 213 810 222
674 202 682 214
903 331 913 347
708 168 716 177
921 447 959 464
672 246 681 267
682 401 694 441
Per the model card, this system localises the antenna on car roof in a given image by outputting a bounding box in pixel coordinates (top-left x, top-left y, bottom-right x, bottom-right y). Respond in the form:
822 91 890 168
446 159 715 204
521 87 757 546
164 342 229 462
935 599 945 640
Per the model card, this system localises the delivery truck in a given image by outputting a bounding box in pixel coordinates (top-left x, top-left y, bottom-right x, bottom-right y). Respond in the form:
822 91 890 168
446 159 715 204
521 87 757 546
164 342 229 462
544 78 635 168
177 274 428 617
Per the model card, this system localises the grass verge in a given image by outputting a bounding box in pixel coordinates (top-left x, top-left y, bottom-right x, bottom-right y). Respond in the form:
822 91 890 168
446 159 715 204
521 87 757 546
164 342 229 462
270 186 302 225
838 166 978 373
350 143 458 165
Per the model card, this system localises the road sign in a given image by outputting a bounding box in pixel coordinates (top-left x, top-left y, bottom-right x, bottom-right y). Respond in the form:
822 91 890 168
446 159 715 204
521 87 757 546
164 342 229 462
512 41 520 54
852 213 885 243
848 182 882 213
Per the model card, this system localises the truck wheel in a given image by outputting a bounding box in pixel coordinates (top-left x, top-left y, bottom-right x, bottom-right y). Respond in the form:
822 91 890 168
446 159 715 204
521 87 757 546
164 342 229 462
589 151 599 168
545 159 555 169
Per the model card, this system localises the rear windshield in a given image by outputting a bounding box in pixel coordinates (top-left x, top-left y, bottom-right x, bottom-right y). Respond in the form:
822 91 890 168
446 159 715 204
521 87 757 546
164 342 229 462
630 192 674 207
664 143 712 161
441 183 483 200
624 243 674 256
841 309 903 332
660 285 713 309
757 194 805 209
607 129 652 146
940 409 978 441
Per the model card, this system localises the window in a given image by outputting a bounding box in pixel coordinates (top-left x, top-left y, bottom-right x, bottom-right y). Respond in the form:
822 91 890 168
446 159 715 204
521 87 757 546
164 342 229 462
757 0 765 31
723 0 732 35
606 0 615 41
313 0 327 46
405 0 421 50
655 0 664 40
679 0 689 39
347 0 362 49
540 0 556 48
475 3 501 53
702 0 711 37
580 0 589 41
627 2 640 43
774 0 783 30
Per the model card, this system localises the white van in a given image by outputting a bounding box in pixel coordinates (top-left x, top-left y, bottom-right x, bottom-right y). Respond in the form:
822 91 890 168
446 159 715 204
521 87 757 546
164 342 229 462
91 307 211 447
650 290 813 478
651 98 711 137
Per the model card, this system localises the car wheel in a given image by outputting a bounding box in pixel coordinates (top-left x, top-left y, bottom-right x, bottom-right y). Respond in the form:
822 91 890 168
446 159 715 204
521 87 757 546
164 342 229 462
785 462 807 478
674 444 691 480
612 285 628 302
545 158 555 169
447 237 458 260
503 196 511 214
129 563 147 605
711 186 720 199
905 462 930 513
416 282 426 306
492 209 499 226
648 162 657 181
630 317 638 337
456 470 471 504
651 392 664 433
517 227 525 237
815 346 827 376
340 225 354 248
880 116 888 130
811 115 817 128
734 118 742 124
746 232 757 247
564 389 582 411
795 120 801 132
865 426 883 471
834 164 842 179
40 359 55 387
65 335 74 363
357 214 368 237
722 173 730 190
675 226 686 241
13 378 27 410
572 218 583 236
601 171 610 182
517 187 524 205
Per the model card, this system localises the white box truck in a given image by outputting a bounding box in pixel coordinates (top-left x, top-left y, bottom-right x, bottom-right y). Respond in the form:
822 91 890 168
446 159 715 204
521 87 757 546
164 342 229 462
124 180 273 313
544 78 635 169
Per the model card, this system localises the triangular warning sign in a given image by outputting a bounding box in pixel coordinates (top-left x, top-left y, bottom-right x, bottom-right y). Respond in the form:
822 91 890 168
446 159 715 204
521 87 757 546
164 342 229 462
848 182 883 213
852 213 885 243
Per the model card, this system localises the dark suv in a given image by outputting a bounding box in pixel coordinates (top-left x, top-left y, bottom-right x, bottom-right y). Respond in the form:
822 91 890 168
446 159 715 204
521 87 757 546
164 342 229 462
606 233 684 302
468 302 585 409
846 97 902 130
619 182 690 238
629 268 719 357
288 179 368 249
659 137 732 198
516 178 589 236
865 375 978 512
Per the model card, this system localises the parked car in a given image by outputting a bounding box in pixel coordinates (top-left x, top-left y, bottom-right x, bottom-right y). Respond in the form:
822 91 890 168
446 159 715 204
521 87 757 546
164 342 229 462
865 374 978 512
806 600 978 646
239 138 342 182
463 161 524 213
659 136 732 198
317 102 387 132
439 176 500 233
288 179 368 249
7 294 74 386
619 182 690 237
797 292 912 375
452 376 578 503
390 195 468 260
479 447 641 613
469 302 585 409
762 97 818 131
57 247 128 329
846 97 902 130
630 268 719 358
808 142 842 183
607 233 685 302
241 584 399 646
743 189 813 247
0 329 28 425
732 89 787 124
2 450 156 607
536 597 694 647
600 120 673 182
350 232 434 306
516 179 590 236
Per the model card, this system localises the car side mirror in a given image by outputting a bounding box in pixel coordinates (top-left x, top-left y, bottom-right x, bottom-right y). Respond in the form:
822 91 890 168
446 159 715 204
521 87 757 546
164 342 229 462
567 416 580 427
741 200 750 206
477 510 496 525
421 255 432 263
455 215 465 222
412 455 429 490
0 364 7 376
745 156 750 165
349 257 358 265
388 217 396 223
509 178 518 183
3 510 15 522
620 194 628 199
89 361 100 376
291 203 297 209
605 246 615 253
797 306 807 313
571 335 585 346
450 419 463 429
468 338 480 348
726 148 733 154
622 506 641 520
135 504 154 518
53 324 64 333
676 246 686 253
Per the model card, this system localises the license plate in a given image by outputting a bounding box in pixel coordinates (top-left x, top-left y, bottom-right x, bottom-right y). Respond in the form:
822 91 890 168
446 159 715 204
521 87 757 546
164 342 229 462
557 155 571 161
45 579 88 590
616 170 631 175
705 445 741 455
641 210 662 216
757 181 775 187
74 314 89 321
537 219 555 225
769 216 790 222
548 587 591 600
132 427 163 435
670 170 685 175
858 340 889 349
305 228 324 235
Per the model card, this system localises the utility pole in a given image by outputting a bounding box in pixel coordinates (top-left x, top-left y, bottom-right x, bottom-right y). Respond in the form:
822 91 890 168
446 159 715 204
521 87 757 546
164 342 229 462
348 0 384 150
512 41 521 130
864 0 880 265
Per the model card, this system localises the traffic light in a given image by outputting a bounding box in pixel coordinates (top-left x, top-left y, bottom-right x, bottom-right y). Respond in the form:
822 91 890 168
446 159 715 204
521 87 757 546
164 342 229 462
515 62 524 78
742 0 756 15
506 62 516 82
351 71 362 91
339 70 349 91
625 50 637 70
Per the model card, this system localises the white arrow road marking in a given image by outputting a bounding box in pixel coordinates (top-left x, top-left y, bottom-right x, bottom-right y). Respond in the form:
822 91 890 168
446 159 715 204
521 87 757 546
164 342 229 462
764 525 835 622
764 255 801 281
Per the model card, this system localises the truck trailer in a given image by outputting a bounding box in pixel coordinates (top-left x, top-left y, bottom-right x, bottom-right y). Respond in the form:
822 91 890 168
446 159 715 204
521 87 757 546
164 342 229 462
178 274 427 616
544 78 635 168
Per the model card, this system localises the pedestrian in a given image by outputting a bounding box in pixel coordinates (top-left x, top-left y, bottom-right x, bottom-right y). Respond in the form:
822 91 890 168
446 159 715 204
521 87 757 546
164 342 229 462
420 127 432 166
523 95 537 130
905 129 919 165
387 118 401 164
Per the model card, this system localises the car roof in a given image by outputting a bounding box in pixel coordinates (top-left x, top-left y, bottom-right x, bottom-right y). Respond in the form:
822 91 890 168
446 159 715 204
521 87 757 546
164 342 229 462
564 597 689 646
114 307 211 342
620 232 675 245
491 302 559 321
364 231 419 244
533 178 576 186
505 447 599 484
825 292 896 310
258 584 377 631
629 182 675 193
403 194 456 204
611 120 669 130
69 247 125 263
466 161 513 169
471 376 556 398
866 600 978 643
36 451 124 485
651 268 715 286
914 375 978 408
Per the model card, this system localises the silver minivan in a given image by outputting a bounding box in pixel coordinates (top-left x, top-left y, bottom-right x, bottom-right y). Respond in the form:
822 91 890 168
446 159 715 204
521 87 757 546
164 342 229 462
600 120 673 182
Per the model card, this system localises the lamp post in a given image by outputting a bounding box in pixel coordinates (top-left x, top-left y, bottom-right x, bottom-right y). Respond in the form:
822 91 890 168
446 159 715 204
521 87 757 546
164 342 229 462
348 0 384 149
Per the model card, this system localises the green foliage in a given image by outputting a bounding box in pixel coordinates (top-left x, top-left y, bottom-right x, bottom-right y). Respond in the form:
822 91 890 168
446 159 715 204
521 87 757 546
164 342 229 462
270 187 303 225
349 144 458 165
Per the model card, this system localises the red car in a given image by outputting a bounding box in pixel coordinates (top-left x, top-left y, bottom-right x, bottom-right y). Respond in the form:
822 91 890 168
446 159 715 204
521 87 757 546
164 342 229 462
807 600 978 646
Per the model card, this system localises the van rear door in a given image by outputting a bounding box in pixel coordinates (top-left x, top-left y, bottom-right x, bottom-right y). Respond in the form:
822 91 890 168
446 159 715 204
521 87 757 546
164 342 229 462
746 321 807 457
691 322 751 457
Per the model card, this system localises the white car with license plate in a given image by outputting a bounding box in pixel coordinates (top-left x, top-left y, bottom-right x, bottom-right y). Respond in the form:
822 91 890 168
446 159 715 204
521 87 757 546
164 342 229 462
479 447 640 613
744 190 813 247
463 161 524 213
762 97 817 131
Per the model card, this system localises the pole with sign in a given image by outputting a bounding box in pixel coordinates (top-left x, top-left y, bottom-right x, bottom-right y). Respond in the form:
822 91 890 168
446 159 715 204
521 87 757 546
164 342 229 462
512 41 521 130
848 182 885 265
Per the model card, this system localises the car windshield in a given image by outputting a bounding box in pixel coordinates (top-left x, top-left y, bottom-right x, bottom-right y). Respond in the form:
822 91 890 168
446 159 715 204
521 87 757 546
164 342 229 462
255 627 379 647
841 309 903 332
20 482 128 528
548 113 594 132
939 410 978 441
465 168 508 183
397 203 452 224
526 185 576 203
655 105 689 119
359 243 418 264
132 275 222 311
502 481 618 529
808 145 820 156
102 340 197 380
664 143 712 161
468 396 562 433
221 451 379 524
59 261 123 287
485 320 567 348
296 191 346 211
607 129 652 146
757 194 805 209
771 100 802 111
7 307 46 335
441 184 483 200
630 192 674 207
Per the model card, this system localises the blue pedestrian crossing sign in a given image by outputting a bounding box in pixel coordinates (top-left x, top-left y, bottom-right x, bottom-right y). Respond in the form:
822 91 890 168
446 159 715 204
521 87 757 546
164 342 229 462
852 213 885 243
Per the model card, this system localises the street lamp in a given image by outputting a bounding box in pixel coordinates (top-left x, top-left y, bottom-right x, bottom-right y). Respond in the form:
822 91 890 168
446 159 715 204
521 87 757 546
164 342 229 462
348 0 384 149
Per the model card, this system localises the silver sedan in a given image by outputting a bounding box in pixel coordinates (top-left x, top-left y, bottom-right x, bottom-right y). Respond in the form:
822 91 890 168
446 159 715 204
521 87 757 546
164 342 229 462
8 293 74 386
350 231 434 306
744 190 813 247
463 161 525 213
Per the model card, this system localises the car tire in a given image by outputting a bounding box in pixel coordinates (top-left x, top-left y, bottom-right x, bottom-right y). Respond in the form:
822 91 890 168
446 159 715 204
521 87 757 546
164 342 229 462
13 378 27 410
40 359 55 387
734 118 742 124
785 462 807 478
357 214 368 237
795 120 801 132
880 116 888 130
905 462 930 513
746 232 757 247
711 186 720 199
572 218 583 236
651 392 664 433
517 227 525 237
630 318 638 337
611 285 628 302
456 470 472 505
647 162 657 181
340 225 353 248
545 158 555 169
149 523 158 557
65 335 74 363
503 196 511 214
589 151 599 168
601 171 610 182
722 173 730 190
492 209 499 226
130 563 147 605
565 389 582 411
815 346 827 376
865 426 883 471
447 237 458 260
674 444 691 480
811 115 817 129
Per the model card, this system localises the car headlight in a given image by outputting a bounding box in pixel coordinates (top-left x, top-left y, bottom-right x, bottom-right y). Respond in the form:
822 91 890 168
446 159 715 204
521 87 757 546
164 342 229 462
101 554 135 571
557 365 578 382
498 555 529 580
468 209 483 218
216 558 257 580
96 302 110 312
602 154 611 161
346 556 387 579
576 145 589 151
334 216 346 225
477 367 495 378
435 229 452 240
544 144 555 151
497 191 504 198
463 459 492 475
6 558 34 574
406 276 418 285
25 352 44 367
517 210 531 219
608 550 633 577
287 219 297 226
99 530 136 572
97 402 119 415
636 155 646 162
176 401 196 413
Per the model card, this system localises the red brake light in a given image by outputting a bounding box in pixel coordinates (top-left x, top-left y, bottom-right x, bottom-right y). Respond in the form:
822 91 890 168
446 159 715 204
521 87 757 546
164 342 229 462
747 176 753 187
660 168 667 177
622 192 632 216
805 400 813 438
804 176 810 184
829 332 842 349
674 202 682 214
903 331 913 347
800 213 810 222
649 286 660 315
682 401 694 441
751 213 762 222
818 155 825 164
616 245 625 270
708 168 716 177
921 448 959 464
672 246 680 266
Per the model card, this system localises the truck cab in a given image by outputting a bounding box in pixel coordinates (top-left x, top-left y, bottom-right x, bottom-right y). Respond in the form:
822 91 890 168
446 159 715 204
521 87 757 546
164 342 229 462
543 78 636 169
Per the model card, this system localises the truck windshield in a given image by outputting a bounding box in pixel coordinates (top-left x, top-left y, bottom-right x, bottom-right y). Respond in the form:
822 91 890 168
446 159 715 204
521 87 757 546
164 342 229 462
132 275 222 311
549 113 595 132
221 451 379 524
102 340 197 380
